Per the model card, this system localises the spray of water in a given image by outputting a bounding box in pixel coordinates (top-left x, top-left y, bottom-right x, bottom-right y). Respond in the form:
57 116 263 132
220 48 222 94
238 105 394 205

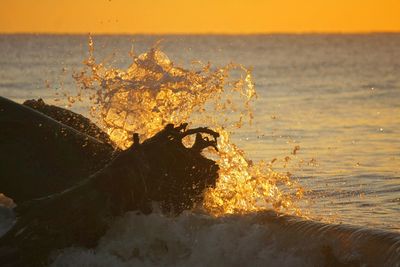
66 35 304 216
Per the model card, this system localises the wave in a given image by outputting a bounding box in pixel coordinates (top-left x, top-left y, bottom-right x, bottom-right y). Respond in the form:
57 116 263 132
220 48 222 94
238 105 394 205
1 206 398 266
50 210 400 267
3 37 399 266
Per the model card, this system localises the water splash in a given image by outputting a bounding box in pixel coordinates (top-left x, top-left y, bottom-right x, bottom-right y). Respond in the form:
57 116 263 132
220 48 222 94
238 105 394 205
67 35 304 216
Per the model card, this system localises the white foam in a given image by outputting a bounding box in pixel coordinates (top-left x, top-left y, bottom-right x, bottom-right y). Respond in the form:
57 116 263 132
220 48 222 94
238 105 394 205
50 211 320 267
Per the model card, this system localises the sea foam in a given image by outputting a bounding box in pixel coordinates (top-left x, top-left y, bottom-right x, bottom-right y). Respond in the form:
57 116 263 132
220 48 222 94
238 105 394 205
49 206 400 267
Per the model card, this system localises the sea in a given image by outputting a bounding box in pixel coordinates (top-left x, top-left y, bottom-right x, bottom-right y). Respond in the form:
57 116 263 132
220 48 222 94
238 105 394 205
0 34 399 266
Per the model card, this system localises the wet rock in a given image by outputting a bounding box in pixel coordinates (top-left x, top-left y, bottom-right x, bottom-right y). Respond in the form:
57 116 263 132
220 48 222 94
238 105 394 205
0 96 116 204
0 96 219 266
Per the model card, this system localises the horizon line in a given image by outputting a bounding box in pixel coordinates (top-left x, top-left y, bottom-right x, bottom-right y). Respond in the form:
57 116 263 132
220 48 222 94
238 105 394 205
1 31 400 36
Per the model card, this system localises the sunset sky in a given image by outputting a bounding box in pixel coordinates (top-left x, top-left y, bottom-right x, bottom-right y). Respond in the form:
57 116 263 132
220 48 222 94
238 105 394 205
1 0 400 34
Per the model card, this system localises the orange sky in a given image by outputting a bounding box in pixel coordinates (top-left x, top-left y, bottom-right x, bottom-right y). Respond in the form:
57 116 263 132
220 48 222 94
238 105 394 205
1 0 400 34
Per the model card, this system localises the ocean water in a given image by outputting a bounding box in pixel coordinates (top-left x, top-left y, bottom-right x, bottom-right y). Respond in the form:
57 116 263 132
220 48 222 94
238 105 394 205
0 34 399 266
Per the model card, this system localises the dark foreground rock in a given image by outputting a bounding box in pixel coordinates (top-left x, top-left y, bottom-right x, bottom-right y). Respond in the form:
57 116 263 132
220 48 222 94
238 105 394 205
0 96 219 267
0 96 116 203
23 98 112 145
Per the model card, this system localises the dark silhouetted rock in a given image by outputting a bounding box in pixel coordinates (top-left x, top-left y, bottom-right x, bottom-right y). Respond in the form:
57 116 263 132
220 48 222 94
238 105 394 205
0 96 116 203
0 97 219 266
23 98 112 145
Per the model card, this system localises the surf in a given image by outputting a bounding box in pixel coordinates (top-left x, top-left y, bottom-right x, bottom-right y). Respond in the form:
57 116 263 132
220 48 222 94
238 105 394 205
50 210 400 267
1 35 399 266
50 37 399 266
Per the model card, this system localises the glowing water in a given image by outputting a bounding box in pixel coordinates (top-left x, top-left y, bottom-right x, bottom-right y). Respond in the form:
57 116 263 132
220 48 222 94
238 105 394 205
66 36 304 216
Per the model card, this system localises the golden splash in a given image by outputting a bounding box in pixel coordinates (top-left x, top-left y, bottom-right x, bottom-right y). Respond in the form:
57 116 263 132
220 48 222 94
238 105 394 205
204 129 303 216
67 35 304 216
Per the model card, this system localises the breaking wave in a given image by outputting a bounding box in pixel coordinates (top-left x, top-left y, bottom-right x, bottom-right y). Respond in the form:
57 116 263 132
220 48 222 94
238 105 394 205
50 210 400 267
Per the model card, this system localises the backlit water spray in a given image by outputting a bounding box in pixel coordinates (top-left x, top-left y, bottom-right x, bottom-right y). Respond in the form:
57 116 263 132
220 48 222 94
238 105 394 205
65 36 304 217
